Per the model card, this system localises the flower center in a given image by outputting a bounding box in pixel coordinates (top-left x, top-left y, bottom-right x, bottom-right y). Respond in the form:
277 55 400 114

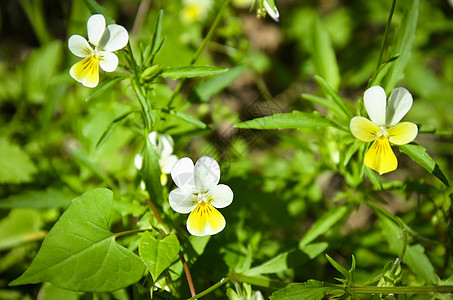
193 192 211 204
377 126 389 138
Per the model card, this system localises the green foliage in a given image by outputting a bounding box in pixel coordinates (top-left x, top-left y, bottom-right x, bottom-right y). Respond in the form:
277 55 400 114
235 111 333 130
139 232 180 281
10 189 145 292
270 280 343 300
0 137 37 184
160 66 228 79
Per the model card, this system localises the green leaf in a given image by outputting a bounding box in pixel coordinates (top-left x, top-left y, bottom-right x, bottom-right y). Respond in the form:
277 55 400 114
368 56 397 87
383 0 419 91
300 242 329 260
310 15 341 91
10 188 146 292
168 110 207 129
0 188 76 209
325 254 349 281
148 10 164 64
244 250 310 276
96 110 135 150
302 94 344 118
139 232 180 281
191 66 246 102
299 205 349 247
142 138 163 204
364 166 384 190
160 66 228 79
71 149 115 187
235 111 333 130
82 0 114 24
379 216 438 285
0 209 45 251
38 283 82 300
85 77 123 102
314 75 352 120
399 143 449 187
270 280 342 300
0 137 37 184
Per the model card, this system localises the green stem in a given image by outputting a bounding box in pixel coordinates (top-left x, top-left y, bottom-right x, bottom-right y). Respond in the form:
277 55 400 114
376 0 397 71
113 229 150 238
167 0 231 107
351 285 453 295
186 277 229 300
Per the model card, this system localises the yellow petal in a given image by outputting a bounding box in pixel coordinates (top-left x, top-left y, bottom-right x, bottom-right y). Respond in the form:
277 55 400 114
364 137 397 175
187 202 225 236
160 173 168 186
350 116 381 142
69 55 100 88
387 122 418 145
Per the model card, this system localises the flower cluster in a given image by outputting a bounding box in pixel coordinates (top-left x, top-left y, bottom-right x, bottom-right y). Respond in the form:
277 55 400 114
169 156 233 236
68 14 128 88
350 86 418 175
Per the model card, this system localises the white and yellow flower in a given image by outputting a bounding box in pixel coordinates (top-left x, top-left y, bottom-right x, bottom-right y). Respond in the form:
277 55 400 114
180 0 213 24
350 86 418 175
262 0 279 22
68 14 129 88
169 156 233 236
135 132 178 185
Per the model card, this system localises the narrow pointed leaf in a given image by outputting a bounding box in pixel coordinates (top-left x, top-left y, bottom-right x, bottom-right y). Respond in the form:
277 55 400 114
270 280 342 300
142 138 163 204
160 66 228 79
10 188 145 292
235 111 333 130
399 143 449 187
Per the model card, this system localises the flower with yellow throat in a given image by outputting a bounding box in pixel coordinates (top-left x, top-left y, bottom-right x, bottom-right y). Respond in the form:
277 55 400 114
68 14 128 88
350 86 418 175
169 156 233 236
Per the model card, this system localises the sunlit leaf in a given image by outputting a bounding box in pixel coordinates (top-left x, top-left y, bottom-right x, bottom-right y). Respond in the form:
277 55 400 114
139 232 180 281
160 66 228 79
270 280 342 300
10 189 146 292
235 111 333 130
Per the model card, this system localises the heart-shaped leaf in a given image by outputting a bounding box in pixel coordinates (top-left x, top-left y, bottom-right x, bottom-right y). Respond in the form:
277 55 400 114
139 231 180 281
10 188 145 292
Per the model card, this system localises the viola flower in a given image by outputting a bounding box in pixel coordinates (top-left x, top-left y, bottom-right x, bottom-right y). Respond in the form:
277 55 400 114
262 0 279 22
135 132 178 185
180 0 213 24
68 14 129 88
350 86 418 175
169 156 233 236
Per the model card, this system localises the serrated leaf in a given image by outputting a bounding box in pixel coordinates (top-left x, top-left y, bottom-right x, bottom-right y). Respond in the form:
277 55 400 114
310 15 341 91
383 0 419 91
399 143 449 187
270 280 342 300
299 205 349 247
379 216 438 285
235 111 333 130
142 138 163 204
160 66 228 79
0 137 37 184
139 232 180 281
0 188 76 209
10 188 146 292
192 65 246 102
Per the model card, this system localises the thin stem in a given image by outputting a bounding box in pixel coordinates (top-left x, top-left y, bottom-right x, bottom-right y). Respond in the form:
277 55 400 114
186 277 228 300
167 0 231 107
351 285 453 295
146 199 163 225
113 229 150 238
376 0 397 71
132 0 151 37
180 251 197 298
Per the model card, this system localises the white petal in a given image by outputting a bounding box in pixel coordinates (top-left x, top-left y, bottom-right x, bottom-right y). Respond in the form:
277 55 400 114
159 134 175 157
98 24 129 52
171 157 195 188
263 0 279 22
87 14 106 47
161 154 178 174
169 188 197 214
148 132 158 148
364 86 387 126
68 35 93 57
134 154 143 169
386 87 413 127
194 156 220 191
99 51 118 72
208 184 233 209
